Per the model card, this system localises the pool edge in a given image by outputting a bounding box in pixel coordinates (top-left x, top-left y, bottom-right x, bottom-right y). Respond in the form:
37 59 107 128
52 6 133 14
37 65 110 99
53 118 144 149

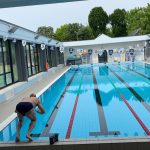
0 136 150 150
0 66 71 132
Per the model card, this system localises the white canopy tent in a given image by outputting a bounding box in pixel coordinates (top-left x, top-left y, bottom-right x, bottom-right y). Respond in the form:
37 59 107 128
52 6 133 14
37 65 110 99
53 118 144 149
63 34 149 48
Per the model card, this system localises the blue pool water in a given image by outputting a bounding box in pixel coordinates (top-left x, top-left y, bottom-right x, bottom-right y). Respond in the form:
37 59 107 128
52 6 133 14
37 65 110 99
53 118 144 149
0 61 150 141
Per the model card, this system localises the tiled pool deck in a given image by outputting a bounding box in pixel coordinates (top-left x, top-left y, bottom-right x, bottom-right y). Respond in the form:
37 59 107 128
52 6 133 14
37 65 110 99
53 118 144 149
0 65 69 124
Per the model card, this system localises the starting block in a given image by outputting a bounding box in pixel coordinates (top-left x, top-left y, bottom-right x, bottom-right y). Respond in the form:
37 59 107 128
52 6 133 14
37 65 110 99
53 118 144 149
49 133 59 145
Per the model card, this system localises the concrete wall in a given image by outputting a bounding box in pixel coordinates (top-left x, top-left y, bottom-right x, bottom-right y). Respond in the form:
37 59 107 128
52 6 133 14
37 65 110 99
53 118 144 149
64 40 146 64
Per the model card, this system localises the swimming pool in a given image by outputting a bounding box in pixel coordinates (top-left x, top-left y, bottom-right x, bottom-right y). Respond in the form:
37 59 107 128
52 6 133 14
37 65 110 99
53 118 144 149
0 61 150 141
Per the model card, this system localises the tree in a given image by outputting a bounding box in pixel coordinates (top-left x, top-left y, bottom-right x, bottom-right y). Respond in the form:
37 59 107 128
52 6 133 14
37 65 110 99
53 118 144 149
144 4 150 33
36 26 54 38
54 24 69 41
109 9 127 37
106 26 114 37
54 23 82 41
77 26 94 40
126 4 150 35
54 23 94 42
67 23 84 41
88 7 109 37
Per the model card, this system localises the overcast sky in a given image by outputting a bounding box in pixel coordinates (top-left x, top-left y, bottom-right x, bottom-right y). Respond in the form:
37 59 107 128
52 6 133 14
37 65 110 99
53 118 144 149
0 0 149 32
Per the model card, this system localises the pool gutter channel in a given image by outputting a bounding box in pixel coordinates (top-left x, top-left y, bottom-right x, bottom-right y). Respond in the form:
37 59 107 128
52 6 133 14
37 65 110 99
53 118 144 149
1 136 150 150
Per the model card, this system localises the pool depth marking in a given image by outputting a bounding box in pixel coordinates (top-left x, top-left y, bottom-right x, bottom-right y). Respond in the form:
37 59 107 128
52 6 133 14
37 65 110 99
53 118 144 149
101 67 150 136
108 67 150 113
41 68 78 137
89 66 120 136
65 70 84 139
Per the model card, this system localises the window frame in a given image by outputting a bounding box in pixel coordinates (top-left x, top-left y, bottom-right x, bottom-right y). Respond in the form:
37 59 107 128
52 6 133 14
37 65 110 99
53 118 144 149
25 43 40 77
0 39 18 89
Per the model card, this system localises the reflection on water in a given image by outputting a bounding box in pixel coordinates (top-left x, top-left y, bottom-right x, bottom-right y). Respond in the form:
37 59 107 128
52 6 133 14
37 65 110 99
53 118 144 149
99 66 109 76
0 119 17 141
1 63 150 141
145 64 150 77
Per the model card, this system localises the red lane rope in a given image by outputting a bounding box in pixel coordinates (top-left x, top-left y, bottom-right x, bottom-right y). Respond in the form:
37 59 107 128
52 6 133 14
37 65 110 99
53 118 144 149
65 71 84 139
119 94 150 135
65 96 79 139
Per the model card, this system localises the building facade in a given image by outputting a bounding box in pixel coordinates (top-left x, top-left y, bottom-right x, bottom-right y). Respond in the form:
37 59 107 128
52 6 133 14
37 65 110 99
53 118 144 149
63 34 150 64
0 20 64 89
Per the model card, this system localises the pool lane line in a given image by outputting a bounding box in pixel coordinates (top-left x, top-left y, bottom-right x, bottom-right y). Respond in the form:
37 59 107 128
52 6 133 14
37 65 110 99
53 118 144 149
123 65 150 81
89 66 120 137
101 67 150 136
127 63 150 73
120 94 150 135
65 70 84 139
114 64 150 84
108 67 150 113
134 63 150 70
40 68 78 137
118 64 150 80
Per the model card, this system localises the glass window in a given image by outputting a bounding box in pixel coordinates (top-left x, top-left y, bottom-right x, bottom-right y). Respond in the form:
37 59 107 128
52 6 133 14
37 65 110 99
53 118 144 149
26 45 31 68
25 44 32 76
0 39 19 88
6 73 12 85
25 43 40 77
0 48 4 74
34 47 39 73
51 50 56 67
46 48 53 68
2 41 11 73
0 75 5 88
28 68 31 76
30 45 35 75
10 43 18 82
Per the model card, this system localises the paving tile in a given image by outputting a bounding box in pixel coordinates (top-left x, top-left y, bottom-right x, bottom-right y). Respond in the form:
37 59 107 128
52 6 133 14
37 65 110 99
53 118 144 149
0 66 68 123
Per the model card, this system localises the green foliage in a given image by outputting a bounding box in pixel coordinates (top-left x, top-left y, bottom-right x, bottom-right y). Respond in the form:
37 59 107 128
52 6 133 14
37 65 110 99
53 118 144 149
36 4 150 42
88 7 109 37
37 26 54 38
126 4 150 35
109 9 127 37
54 23 94 42
54 24 70 41
77 26 94 40
106 27 114 37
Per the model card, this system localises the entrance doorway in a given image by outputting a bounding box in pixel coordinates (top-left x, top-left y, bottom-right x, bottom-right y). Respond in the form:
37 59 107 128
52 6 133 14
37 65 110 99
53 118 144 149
98 50 107 63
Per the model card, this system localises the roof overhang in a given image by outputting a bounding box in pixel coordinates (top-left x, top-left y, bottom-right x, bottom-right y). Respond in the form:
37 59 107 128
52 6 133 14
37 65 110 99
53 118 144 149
0 0 85 8
63 35 150 47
